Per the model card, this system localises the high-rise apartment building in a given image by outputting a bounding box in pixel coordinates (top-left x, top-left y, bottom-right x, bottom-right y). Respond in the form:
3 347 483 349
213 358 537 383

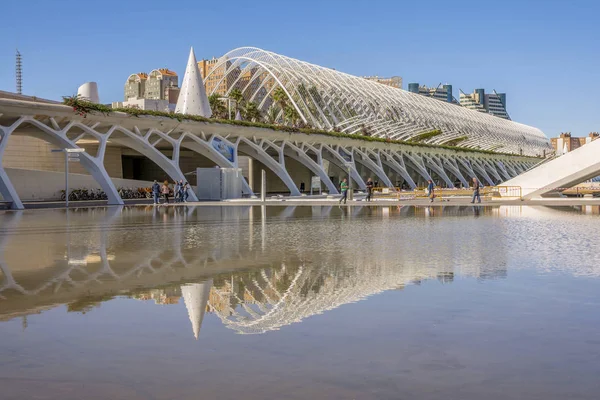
198 57 264 102
124 73 148 100
146 69 179 101
459 89 510 120
198 57 234 96
407 83 455 103
362 76 402 89
117 68 179 111
551 132 599 154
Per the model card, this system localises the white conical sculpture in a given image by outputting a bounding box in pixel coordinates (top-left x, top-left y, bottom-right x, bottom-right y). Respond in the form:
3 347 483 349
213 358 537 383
181 279 213 340
562 142 568 155
175 47 212 117
235 109 242 121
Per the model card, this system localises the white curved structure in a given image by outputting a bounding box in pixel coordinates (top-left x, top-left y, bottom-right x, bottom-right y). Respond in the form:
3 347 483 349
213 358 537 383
0 98 540 209
206 47 551 156
77 82 100 103
175 47 212 117
502 137 600 199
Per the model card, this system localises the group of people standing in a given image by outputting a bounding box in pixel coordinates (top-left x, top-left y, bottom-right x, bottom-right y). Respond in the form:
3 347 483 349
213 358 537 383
151 180 190 205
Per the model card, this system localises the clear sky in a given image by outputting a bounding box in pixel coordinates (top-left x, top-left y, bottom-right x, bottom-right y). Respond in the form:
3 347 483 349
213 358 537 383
1 0 598 137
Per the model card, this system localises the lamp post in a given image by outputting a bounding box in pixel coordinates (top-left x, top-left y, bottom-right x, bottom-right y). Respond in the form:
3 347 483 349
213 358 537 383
51 148 85 208
219 97 238 120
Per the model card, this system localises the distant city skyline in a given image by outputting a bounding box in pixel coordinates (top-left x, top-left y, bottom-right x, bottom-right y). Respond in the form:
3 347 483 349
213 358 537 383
1 0 599 137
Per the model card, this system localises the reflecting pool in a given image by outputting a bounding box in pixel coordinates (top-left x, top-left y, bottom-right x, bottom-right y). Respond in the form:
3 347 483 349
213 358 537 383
1 205 600 399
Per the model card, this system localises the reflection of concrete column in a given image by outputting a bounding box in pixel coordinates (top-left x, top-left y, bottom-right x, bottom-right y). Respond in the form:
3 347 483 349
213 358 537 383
0 212 24 293
261 205 266 251
181 279 213 340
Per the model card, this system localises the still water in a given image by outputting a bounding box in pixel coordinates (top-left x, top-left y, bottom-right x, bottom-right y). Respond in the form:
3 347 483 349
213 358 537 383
1 205 599 400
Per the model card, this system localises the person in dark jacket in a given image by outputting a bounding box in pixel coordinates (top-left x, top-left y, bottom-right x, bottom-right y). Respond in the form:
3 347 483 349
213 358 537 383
152 180 161 205
427 180 435 203
471 177 481 204
182 182 190 202
365 178 374 202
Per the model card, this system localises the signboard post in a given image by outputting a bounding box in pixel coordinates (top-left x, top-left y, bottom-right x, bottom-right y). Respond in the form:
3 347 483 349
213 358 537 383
52 148 85 208
310 176 321 196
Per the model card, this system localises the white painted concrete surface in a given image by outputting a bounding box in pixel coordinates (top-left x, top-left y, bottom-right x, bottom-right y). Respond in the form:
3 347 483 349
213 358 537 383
502 138 600 199
4 168 154 201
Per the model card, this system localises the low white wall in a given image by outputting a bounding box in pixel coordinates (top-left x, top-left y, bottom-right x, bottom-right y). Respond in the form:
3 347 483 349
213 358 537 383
4 168 156 201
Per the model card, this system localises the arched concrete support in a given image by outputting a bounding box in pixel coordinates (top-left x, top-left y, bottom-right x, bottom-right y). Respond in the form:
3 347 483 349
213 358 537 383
510 161 526 175
12 118 123 205
482 160 502 182
282 142 338 194
502 161 518 177
0 167 23 209
0 124 24 209
180 134 253 195
109 135 199 202
442 157 469 187
403 153 433 184
322 145 366 190
494 160 512 181
237 138 300 196
380 152 417 189
423 155 454 188
470 159 495 186
353 148 393 187
456 157 485 186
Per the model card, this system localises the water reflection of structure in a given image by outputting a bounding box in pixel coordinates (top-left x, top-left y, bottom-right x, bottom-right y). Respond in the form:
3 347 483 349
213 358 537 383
1 204 598 338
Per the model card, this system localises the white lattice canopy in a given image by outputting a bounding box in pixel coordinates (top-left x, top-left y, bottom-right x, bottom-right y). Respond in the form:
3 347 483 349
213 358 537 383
205 47 551 156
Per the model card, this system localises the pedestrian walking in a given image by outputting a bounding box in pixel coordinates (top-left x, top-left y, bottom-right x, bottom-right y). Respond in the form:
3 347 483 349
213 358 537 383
427 179 435 203
152 180 161 205
178 180 185 202
182 182 190 202
300 181 305 193
339 178 349 204
174 181 181 203
471 177 481 204
161 181 170 204
365 178 374 202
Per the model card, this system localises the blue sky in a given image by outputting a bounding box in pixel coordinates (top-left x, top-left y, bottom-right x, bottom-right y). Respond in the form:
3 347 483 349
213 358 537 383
1 0 598 137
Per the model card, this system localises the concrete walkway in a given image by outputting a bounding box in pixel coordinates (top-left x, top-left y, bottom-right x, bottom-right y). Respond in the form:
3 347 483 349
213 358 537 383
4 196 600 210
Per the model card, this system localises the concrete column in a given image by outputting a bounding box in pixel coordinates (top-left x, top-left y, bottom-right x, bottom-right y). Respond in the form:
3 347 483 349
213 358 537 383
248 158 254 192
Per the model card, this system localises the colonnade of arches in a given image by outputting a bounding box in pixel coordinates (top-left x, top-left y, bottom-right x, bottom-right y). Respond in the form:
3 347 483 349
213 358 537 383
0 116 535 209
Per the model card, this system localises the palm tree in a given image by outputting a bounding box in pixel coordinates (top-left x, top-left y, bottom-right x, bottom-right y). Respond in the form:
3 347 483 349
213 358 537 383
229 88 245 117
271 87 288 114
243 101 262 122
284 105 301 127
229 88 244 105
265 104 280 124
208 94 227 119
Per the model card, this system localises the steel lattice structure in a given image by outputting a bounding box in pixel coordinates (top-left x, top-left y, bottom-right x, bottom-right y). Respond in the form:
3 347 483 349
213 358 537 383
206 47 551 156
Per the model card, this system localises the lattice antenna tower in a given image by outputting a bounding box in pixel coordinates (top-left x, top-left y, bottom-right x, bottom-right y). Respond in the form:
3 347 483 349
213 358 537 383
16 49 23 94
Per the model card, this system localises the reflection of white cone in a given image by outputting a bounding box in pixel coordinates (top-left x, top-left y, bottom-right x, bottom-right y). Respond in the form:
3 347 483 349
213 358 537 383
175 47 212 117
181 279 213 339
